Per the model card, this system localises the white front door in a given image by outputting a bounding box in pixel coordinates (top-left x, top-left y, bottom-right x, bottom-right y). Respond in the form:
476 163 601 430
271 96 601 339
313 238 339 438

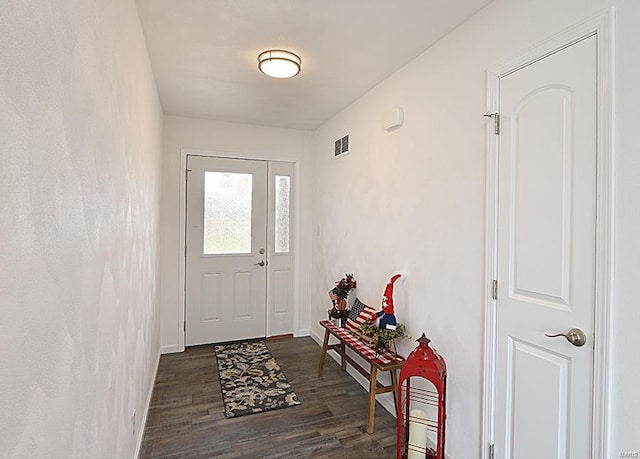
185 156 268 345
494 35 597 458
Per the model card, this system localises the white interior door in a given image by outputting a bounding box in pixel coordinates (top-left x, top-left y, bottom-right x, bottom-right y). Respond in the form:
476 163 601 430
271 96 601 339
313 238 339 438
494 35 597 458
185 156 268 345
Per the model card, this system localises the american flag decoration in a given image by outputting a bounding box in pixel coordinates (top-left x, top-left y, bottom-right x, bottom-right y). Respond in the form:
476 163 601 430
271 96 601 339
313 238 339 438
345 298 377 335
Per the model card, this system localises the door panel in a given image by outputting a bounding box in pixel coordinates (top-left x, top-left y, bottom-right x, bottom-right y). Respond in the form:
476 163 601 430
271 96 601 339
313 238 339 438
186 156 267 345
511 87 573 307
273 270 292 314
506 338 570 458
495 35 597 458
200 272 221 321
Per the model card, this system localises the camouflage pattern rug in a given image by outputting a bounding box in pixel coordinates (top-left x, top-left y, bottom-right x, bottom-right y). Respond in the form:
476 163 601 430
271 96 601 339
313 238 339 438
214 340 301 418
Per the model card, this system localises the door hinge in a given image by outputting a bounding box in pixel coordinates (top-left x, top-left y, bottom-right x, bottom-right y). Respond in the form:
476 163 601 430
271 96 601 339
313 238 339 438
492 279 498 300
184 244 187 257
183 321 186 333
483 112 500 135
185 168 192 181
489 443 495 459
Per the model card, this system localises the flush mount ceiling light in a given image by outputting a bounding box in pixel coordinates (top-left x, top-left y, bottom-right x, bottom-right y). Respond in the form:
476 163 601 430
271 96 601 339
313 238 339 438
258 49 301 78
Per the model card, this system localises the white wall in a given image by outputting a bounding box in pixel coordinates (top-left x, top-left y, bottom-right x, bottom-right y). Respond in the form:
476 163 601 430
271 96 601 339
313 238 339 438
160 115 313 351
311 0 640 457
0 0 163 457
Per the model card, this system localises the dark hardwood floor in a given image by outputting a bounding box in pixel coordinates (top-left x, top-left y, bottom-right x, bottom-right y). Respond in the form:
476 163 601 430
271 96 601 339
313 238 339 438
140 336 398 458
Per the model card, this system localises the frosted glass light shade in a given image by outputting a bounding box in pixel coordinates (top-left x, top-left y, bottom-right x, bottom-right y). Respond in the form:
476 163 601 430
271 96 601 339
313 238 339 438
258 49 301 78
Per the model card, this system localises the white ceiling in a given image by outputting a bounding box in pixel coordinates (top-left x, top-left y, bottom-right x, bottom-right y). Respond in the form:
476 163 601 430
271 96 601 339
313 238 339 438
136 0 493 130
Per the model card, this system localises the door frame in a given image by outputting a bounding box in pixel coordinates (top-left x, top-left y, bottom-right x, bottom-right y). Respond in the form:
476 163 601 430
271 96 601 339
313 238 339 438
482 9 614 458
177 148 301 352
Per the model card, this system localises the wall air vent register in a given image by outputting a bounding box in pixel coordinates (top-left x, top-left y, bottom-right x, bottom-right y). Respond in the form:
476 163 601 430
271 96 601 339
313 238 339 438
334 134 350 158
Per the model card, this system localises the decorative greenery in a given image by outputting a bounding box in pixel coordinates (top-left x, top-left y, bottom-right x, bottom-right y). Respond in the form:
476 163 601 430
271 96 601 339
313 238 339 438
332 273 357 299
358 320 407 348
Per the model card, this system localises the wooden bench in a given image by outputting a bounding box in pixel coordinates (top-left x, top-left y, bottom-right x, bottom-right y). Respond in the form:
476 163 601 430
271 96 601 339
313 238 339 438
317 320 405 434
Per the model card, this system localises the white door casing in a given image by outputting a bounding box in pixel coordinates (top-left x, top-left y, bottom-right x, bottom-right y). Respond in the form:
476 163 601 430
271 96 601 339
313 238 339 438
185 156 268 345
482 10 613 459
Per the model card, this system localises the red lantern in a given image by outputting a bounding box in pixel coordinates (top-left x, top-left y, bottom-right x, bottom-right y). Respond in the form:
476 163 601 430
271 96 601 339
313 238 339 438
397 333 447 459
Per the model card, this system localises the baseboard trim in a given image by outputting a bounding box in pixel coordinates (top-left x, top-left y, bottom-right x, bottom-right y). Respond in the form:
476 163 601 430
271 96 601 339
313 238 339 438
134 349 160 459
309 328 323 344
160 344 182 354
294 328 310 338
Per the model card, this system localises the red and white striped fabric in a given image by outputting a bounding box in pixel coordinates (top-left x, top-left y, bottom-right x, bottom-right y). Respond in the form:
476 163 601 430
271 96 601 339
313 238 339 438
321 320 404 365
345 298 377 334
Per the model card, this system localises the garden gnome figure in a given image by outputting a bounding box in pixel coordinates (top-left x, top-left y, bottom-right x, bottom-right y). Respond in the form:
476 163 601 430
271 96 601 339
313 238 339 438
372 274 401 330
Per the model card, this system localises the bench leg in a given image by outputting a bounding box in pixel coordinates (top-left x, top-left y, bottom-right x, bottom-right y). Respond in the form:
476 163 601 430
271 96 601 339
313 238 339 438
367 366 378 434
340 342 346 371
391 369 400 417
317 328 330 376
